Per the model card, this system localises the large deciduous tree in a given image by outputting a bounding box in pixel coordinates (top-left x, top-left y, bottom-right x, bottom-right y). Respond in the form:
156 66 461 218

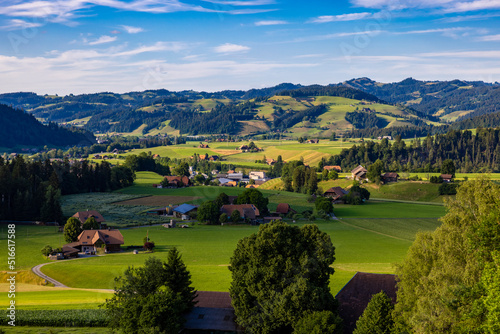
235 188 269 215
394 178 500 333
229 221 342 334
367 159 384 184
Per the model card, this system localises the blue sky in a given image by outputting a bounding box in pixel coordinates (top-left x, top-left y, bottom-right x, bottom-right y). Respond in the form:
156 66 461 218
0 0 499 94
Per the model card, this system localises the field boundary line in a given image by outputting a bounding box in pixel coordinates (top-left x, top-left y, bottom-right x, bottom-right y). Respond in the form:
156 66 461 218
108 195 152 204
337 220 410 242
370 198 445 206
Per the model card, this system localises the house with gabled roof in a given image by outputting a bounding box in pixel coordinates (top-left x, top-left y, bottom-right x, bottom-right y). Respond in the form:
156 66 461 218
275 203 296 215
323 165 342 172
324 187 348 202
221 204 260 220
72 210 105 227
173 204 198 220
351 165 367 181
65 229 124 253
381 172 399 183
164 175 190 187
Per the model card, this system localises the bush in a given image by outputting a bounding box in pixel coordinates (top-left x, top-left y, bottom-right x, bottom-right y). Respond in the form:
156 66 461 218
430 176 443 183
439 183 459 195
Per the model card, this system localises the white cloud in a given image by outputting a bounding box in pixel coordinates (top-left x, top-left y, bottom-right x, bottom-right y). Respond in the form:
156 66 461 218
310 12 372 23
447 0 500 12
121 25 144 34
115 41 188 56
88 35 117 45
477 34 500 41
0 18 43 30
202 0 276 6
351 0 500 12
418 50 500 58
255 20 287 26
214 43 250 53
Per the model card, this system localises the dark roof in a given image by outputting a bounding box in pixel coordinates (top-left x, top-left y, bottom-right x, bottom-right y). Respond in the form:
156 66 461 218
221 204 260 219
352 165 367 175
195 291 232 308
324 187 348 197
173 203 197 214
335 272 397 334
184 307 241 332
62 245 79 255
382 172 399 178
440 174 453 179
72 210 105 224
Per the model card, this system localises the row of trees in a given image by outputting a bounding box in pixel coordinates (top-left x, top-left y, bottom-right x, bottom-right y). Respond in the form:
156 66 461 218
0 156 134 222
281 160 319 194
321 128 500 173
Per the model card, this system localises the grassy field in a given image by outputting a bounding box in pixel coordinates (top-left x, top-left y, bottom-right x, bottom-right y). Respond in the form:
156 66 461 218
0 327 111 333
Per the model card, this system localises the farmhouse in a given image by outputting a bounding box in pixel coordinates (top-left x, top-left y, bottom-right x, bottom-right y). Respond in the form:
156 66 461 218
306 139 319 144
199 143 210 148
324 187 348 202
323 165 342 172
351 165 367 181
249 171 266 180
221 204 260 220
164 175 190 187
381 172 399 183
440 174 453 182
72 210 105 227
173 203 198 220
65 229 124 254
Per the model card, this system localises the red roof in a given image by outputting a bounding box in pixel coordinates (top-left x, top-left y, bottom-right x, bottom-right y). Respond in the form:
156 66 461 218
221 204 260 219
77 229 124 247
165 175 190 186
276 203 291 214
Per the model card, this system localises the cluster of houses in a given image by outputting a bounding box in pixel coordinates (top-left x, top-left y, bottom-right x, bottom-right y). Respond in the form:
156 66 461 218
153 170 271 189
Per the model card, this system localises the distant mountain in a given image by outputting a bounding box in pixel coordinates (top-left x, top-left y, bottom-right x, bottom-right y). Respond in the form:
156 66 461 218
342 77 500 121
0 104 95 148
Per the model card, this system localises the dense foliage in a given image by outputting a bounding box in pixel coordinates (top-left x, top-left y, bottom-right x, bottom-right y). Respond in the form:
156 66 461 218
0 156 134 222
394 178 500 333
104 249 196 334
229 221 342 334
0 309 107 327
322 128 500 173
345 111 388 129
281 160 319 194
353 291 394 334
0 104 95 148
279 85 382 102
273 104 328 130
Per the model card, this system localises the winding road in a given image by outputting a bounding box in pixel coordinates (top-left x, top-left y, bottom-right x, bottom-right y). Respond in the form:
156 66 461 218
32 262 68 288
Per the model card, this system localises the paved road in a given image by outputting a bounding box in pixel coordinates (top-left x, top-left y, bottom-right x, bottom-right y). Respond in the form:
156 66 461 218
32 262 68 288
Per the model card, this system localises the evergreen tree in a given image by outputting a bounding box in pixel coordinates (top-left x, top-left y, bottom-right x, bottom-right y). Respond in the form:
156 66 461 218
353 291 394 334
40 185 63 223
164 247 197 313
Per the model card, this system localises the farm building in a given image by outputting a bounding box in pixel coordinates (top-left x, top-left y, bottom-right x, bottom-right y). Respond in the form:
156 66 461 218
323 165 342 172
72 210 105 227
164 175 190 187
275 203 296 215
173 204 198 220
336 272 397 334
324 187 348 202
381 172 399 183
249 171 266 180
351 165 367 181
64 229 124 254
440 174 453 182
221 204 260 220
306 139 319 144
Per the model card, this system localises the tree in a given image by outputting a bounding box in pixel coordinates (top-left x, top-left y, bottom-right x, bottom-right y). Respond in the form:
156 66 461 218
235 188 269 215
82 216 100 230
41 245 53 257
196 200 220 224
214 192 230 208
367 159 384 184
219 213 228 224
64 217 82 243
315 197 333 214
328 170 339 180
104 249 196 334
481 251 500 333
293 310 343 334
229 221 341 333
343 184 370 205
231 209 241 223
174 162 190 177
143 241 155 252
441 158 456 178
40 185 63 223
393 178 500 333
353 291 394 334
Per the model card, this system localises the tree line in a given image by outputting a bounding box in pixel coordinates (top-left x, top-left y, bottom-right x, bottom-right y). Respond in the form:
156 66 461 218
0 156 135 222
322 128 500 173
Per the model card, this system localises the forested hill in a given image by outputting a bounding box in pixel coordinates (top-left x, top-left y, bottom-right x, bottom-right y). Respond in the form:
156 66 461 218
0 104 95 148
343 77 500 121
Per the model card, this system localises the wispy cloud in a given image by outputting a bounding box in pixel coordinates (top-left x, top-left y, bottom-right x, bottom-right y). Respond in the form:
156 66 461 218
88 35 117 45
255 20 288 26
121 25 144 34
351 0 500 12
310 12 373 23
214 43 250 53
477 34 500 41
202 0 276 6
393 27 469 35
418 50 500 58
0 18 43 30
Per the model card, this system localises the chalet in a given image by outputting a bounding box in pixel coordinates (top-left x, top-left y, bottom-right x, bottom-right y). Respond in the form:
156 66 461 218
72 210 105 227
221 204 260 220
239 145 249 151
249 171 266 180
65 229 124 253
245 184 259 189
164 176 190 187
223 181 238 187
173 204 197 220
324 187 348 202
199 154 209 160
307 139 319 144
209 155 220 161
336 272 397 334
351 165 367 181
62 245 79 258
381 172 399 183
266 158 276 166
199 143 210 148
275 203 296 215
440 174 453 183
323 166 342 172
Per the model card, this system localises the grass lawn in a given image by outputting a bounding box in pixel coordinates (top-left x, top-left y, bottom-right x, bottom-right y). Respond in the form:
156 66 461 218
334 201 446 218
